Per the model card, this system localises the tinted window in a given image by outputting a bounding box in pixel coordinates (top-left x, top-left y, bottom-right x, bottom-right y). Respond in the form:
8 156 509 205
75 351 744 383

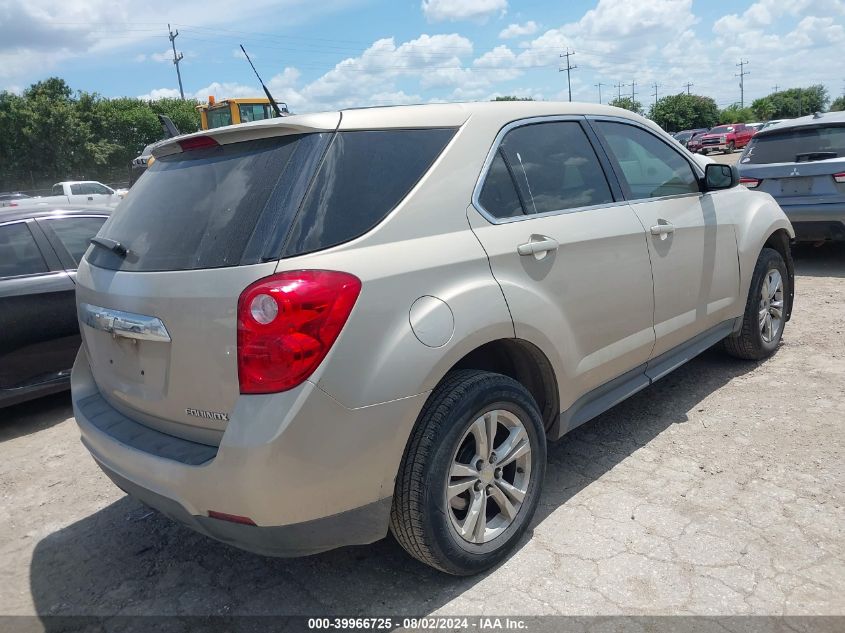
207 107 233 129
741 124 845 165
52 185 63 195
283 128 456 256
596 122 700 200
87 183 111 195
479 151 524 218
239 104 273 123
0 223 48 277
45 217 107 266
88 134 328 272
70 184 84 195
497 121 614 214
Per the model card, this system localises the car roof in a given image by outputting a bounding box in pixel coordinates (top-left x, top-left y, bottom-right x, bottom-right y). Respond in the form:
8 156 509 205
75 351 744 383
0 205 112 224
754 111 845 136
153 100 662 157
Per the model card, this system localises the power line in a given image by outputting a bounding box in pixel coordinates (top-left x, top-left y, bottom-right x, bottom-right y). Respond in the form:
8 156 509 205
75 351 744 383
736 59 750 109
683 82 694 95
559 49 577 102
168 24 185 100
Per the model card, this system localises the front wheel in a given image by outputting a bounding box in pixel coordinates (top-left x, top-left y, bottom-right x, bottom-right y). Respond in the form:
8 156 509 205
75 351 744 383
727 141 736 153
390 370 546 575
723 247 789 360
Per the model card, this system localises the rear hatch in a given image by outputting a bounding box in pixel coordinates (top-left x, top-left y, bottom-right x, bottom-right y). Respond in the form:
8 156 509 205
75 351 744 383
738 122 845 206
76 120 337 445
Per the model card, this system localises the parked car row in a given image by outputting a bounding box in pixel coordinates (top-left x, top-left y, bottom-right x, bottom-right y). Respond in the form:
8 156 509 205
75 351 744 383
0 181 125 209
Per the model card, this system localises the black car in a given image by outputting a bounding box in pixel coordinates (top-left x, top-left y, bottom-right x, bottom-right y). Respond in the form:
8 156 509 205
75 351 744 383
0 206 110 407
673 128 710 148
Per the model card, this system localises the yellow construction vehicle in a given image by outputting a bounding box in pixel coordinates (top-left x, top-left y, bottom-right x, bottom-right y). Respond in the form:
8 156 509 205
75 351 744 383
197 97 280 130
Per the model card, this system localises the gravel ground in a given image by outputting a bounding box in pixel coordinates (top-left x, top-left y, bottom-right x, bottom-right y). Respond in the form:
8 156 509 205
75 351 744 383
0 244 843 622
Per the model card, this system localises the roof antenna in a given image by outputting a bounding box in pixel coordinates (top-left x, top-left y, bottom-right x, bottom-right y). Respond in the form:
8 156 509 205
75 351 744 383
240 44 288 117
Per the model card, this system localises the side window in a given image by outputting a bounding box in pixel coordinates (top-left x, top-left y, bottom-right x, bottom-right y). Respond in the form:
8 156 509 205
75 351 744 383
496 121 614 215
284 128 456 256
595 122 700 200
70 184 84 195
52 184 63 195
0 223 48 278
44 217 107 266
88 183 111 195
478 151 524 218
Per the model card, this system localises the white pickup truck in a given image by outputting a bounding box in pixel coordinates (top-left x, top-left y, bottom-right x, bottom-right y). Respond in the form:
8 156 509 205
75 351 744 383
2 181 124 208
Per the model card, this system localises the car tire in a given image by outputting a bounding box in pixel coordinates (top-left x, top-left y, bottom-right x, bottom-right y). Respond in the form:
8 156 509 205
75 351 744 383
727 141 736 153
723 247 789 360
390 369 546 575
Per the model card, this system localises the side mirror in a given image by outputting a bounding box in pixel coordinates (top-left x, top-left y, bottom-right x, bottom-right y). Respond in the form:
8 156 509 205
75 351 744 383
704 163 738 191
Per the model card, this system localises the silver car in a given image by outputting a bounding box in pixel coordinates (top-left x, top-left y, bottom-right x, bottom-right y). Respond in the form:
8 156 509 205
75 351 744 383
71 102 794 575
738 111 845 242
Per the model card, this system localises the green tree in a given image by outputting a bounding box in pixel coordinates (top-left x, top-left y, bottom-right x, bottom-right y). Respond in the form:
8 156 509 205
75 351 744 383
608 96 644 116
829 96 845 112
718 104 756 124
648 93 719 132
751 97 776 121
764 85 829 118
492 95 535 101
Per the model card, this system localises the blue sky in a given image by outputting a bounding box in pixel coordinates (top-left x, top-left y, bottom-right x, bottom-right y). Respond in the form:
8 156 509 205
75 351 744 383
2 0 843 112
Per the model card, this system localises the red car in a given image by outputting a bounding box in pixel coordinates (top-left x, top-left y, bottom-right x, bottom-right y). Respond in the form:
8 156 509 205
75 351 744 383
694 123 756 154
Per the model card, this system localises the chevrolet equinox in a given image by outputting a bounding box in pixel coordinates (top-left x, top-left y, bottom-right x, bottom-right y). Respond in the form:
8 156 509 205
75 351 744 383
71 102 794 575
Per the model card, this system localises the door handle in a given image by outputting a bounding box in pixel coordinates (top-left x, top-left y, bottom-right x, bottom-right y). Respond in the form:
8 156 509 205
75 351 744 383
650 222 675 239
87 196 94 200
517 235 559 258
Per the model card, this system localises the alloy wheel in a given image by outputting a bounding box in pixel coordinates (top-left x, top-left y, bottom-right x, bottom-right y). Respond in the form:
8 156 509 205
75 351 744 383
759 269 784 343
446 409 532 544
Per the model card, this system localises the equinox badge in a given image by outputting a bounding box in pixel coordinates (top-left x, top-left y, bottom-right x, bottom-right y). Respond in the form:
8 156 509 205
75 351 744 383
186 408 229 422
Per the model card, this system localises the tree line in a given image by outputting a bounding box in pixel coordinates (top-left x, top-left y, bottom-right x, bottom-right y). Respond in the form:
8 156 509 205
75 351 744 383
0 78 200 193
607 84 840 132
3 78 843 193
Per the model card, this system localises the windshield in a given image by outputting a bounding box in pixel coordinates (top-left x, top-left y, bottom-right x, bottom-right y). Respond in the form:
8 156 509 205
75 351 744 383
675 132 692 141
709 126 733 134
741 124 845 165
87 134 328 272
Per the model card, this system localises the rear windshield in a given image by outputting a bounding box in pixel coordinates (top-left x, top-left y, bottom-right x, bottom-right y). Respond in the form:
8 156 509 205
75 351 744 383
741 124 845 165
87 135 327 272
87 128 455 271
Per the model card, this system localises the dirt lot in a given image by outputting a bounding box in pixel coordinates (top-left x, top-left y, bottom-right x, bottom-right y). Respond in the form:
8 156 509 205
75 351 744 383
1 245 843 623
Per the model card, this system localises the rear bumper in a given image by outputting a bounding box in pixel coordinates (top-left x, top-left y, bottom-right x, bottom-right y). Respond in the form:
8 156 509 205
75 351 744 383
71 349 427 556
775 202 845 241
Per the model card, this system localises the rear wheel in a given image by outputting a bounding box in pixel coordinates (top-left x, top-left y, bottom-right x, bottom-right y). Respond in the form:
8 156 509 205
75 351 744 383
390 370 546 575
723 248 788 360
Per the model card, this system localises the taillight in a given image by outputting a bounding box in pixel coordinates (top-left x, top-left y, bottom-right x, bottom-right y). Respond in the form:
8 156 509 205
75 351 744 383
178 135 219 151
834 172 845 184
237 270 361 394
740 177 761 188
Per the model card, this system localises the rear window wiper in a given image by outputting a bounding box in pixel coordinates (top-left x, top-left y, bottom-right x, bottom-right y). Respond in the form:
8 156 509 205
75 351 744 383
795 151 837 162
90 237 128 258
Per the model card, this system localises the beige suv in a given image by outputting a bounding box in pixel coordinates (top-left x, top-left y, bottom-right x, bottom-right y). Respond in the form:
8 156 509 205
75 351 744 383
71 102 794 575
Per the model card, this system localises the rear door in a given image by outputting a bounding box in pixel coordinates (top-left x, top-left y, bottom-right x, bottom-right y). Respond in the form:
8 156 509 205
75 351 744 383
468 117 656 412
590 119 741 367
0 220 77 393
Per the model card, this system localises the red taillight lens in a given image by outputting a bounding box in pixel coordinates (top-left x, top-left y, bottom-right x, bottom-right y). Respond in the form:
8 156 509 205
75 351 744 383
740 177 761 188
833 172 845 184
237 270 361 394
178 135 219 151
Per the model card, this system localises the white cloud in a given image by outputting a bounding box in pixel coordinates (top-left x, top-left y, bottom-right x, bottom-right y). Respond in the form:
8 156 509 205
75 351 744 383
137 87 182 101
499 21 538 39
421 0 507 23
150 49 177 63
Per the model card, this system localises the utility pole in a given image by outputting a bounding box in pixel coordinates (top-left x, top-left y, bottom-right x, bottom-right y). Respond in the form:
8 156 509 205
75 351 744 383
683 82 694 95
559 49 577 102
168 24 185 100
772 84 780 94
736 59 750 108
615 81 624 101
652 82 661 109
595 82 605 104
630 79 637 104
